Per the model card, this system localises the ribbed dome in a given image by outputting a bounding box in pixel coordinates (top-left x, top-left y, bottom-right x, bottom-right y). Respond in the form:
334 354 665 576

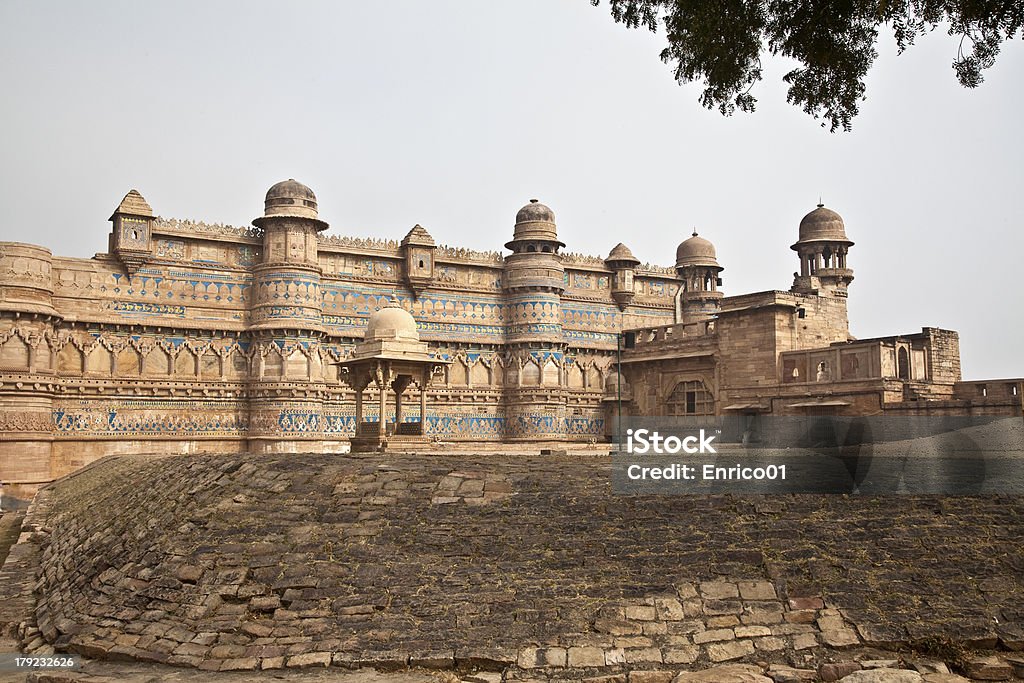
606 243 640 265
675 231 721 269
797 204 851 243
263 179 319 220
507 199 565 248
365 301 419 342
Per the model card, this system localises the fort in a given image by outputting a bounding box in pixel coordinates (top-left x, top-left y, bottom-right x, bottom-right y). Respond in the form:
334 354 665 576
0 179 1020 501
0 180 1023 681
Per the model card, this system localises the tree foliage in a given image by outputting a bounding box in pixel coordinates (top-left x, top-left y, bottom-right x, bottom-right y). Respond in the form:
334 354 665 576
591 0 1024 131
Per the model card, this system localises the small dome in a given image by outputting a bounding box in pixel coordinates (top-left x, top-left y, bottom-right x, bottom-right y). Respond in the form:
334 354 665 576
507 199 565 248
263 179 319 220
675 231 721 269
606 243 640 265
365 300 419 342
797 204 851 243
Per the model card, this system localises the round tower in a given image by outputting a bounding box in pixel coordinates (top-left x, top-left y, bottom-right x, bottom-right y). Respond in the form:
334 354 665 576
502 199 567 440
790 204 854 297
605 243 641 311
502 199 565 345
674 231 724 324
247 179 330 453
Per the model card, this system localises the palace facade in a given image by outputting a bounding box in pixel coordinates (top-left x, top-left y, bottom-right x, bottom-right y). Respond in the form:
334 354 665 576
0 180 1020 499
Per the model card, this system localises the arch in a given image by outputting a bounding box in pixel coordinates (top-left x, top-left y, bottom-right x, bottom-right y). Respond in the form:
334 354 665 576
35 338 52 371
0 334 30 370
226 349 249 379
263 350 283 378
665 380 714 416
897 347 910 380
174 348 197 377
85 345 113 375
542 358 560 386
116 347 141 376
143 347 171 376
521 359 540 385
469 359 489 386
199 351 220 378
567 363 584 389
57 344 84 375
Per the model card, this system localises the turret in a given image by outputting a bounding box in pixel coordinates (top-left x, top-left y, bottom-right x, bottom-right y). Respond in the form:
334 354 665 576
108 189 155 274
401 224 436 299
674 231 724 324
605 243 640 311
502 199 565 345
790 203 854 297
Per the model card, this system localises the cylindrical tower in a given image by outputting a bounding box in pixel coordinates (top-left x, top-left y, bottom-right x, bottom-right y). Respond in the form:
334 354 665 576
790 203 854 297
247 180 329 453
674 231 724 324
0 242 60 501
502 199 567 440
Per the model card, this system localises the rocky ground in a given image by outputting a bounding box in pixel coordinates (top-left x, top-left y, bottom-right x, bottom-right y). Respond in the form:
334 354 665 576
0 451 1022 682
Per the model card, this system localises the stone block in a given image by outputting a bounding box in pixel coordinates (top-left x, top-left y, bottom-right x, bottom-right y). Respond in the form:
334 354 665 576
700 582 739 600
630 671 675 683
693 629 734 645
964 656 1012 681
753 637 786 652
662 646 700 664
738 581 777 601
707 640 755 662
567 646 606 668
791 634 817 650
625 605 657 621
286 651 331 668
623 648 662 664
819 662 860 681
820 628 859 648
734 625 771 638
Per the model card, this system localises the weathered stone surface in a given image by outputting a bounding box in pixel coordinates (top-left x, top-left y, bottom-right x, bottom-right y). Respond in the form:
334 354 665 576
22 452 1024 675
673 664 771 682
706 640 755 662
820 662 861 681
836 670 923 683
963 656 1012 680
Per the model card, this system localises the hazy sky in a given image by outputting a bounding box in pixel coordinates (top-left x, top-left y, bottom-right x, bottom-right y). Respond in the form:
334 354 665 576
1 1 1021 379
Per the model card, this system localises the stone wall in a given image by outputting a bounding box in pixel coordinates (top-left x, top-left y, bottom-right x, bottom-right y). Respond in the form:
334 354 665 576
20 452 1024 674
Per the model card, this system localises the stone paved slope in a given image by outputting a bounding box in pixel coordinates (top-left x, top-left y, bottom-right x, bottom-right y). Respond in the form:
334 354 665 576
27 453 1024 673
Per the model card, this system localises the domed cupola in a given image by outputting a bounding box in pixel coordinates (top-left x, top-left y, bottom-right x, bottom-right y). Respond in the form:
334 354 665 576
254 178 328 231
791 203 854 297
506 199 565 251
674 231 724 324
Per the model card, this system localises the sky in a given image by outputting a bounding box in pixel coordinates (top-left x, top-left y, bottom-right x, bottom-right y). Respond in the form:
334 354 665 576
1 1 1021 380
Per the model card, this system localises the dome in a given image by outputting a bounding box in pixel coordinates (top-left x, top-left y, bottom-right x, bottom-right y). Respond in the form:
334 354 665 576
606 243 640 265
365 301 419 342
507 199 565 248
675 231 721 269
797 204 851 244
263 179 319 220
515 198 555 224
